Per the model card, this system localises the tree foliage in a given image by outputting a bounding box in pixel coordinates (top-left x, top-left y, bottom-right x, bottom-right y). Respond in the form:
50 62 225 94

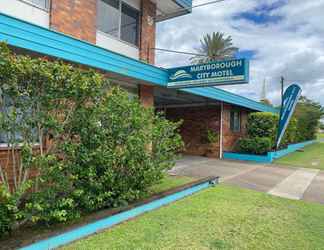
294 96 324 141
0 43 183 235
237 112 298 155
191 32 238 64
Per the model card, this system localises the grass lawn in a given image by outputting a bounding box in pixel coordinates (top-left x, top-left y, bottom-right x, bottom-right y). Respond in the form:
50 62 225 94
0 175 194 250
317 133 324 140
62 184 324 250
147 175 195 195
274 142 324 170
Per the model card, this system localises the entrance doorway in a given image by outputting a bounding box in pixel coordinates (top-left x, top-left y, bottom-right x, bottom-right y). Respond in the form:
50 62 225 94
154 87 221 158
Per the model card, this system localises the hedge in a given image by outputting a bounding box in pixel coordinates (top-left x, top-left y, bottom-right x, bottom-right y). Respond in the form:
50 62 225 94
237 112 298 154
0 43 183 235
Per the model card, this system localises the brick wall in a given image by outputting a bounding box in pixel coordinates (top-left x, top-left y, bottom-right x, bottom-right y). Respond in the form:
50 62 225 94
139 0 156 64
222 103 249 153
0 147 39 191
166 106 221 158
139 0 156 107
50 0 97 43
139 84 154 108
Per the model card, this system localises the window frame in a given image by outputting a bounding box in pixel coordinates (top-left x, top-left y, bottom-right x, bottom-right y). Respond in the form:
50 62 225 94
97 0 140 47
230 110 241 133
19 0 51 11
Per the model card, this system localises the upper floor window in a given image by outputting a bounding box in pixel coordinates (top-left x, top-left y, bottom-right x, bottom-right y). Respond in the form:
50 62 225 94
97 0 140 47
24 0 50 10
230 110 241 133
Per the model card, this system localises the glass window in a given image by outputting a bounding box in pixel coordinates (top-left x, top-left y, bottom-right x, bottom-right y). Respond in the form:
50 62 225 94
0 95 38 146
121 3 139 46
230 110 241 132
97 0 140 46
97 0 120 38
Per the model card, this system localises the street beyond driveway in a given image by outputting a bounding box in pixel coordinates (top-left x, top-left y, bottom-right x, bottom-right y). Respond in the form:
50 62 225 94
169 155 324 204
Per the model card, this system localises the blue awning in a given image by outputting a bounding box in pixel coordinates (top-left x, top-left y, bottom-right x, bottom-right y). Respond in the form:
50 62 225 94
0 12 278 113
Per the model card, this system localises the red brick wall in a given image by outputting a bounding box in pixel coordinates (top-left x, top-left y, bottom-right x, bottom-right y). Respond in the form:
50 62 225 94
0 148 38 191
50 0 97 43
222 103 249 153
139 84 154 108
139 0 156 107
166 106 221 158
139 0 156 64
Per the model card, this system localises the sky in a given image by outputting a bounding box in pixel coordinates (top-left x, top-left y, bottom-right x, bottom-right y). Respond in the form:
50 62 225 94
156 0 324 108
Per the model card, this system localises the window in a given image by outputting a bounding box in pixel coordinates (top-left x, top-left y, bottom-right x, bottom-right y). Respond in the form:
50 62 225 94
121 3 139 46
230 110 241 132
25 0 50 10
97 0 120 37
97 0 140 46
0 95 38 146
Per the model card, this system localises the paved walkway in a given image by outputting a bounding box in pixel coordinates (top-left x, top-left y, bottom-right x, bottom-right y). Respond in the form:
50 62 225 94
169 155 324 204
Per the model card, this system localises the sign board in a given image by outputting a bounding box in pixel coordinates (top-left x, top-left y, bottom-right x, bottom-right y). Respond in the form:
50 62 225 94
276 84 302 148
167 58 249 88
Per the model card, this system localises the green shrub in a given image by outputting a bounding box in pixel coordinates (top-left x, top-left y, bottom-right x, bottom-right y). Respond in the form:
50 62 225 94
282 118 297 147
65 88 183 212
237 137 272 155
0 43 183 233
246 112 278 145
295 97 324 141
0 188 13 236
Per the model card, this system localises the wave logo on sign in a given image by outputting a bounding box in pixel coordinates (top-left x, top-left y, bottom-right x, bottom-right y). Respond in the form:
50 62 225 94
169 70 192 81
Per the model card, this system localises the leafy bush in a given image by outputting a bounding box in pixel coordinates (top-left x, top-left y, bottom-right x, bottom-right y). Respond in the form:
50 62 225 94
237 137 272 155
246 112 278 145
0 43 183 233
282 118 297 146
295 96 324 141
237 112 298 154
0 187 14 235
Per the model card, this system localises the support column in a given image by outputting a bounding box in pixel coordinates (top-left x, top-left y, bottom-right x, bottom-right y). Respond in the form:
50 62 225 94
139 84 154 108
139 0 156 107
220 102 224 158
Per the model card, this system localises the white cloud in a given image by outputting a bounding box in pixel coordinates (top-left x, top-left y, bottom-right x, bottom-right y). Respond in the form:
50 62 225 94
156 0 324 107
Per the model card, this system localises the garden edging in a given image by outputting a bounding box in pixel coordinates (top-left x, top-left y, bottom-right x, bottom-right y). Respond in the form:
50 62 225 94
223 140 316 163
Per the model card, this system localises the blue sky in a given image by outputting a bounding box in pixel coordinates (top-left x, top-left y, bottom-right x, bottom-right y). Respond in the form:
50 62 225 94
156 0 324 108
233 0 286 25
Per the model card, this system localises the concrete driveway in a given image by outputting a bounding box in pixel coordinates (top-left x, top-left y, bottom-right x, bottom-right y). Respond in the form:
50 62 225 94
169 155 324 204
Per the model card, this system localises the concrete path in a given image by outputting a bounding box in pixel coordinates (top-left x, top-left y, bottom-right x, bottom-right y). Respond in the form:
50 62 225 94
268 168 319 200
170 155 324 204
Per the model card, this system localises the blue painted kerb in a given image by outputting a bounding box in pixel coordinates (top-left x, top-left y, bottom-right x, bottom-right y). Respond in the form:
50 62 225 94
223 140 316 163
20 178 217 250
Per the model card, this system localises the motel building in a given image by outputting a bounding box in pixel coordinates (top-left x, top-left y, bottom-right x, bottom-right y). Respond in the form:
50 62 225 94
0 0 277 165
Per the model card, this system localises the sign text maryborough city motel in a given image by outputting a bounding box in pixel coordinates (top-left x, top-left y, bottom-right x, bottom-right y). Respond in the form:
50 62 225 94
167 58 249 88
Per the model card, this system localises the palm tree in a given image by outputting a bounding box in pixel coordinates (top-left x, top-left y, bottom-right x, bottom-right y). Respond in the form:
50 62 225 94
191 32 238 64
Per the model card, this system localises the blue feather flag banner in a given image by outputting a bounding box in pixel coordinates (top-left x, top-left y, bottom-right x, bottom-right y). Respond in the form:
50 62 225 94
276 84 302 148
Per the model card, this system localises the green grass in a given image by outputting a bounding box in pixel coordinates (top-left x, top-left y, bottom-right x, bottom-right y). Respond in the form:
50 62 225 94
147 175 195 195
274 142 324 170
317 133 324 140
62 184 324 250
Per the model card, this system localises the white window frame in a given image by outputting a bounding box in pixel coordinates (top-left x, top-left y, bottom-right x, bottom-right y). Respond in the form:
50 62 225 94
97 0 140 47
18 0 51 11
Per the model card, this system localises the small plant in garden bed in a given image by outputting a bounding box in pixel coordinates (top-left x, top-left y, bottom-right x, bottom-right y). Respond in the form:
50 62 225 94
0 43 184 237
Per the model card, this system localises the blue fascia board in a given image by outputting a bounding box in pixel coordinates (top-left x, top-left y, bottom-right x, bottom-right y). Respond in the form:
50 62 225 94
0 12 168 86
0 12 276 114
174 0 192 11
182 87 279 113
